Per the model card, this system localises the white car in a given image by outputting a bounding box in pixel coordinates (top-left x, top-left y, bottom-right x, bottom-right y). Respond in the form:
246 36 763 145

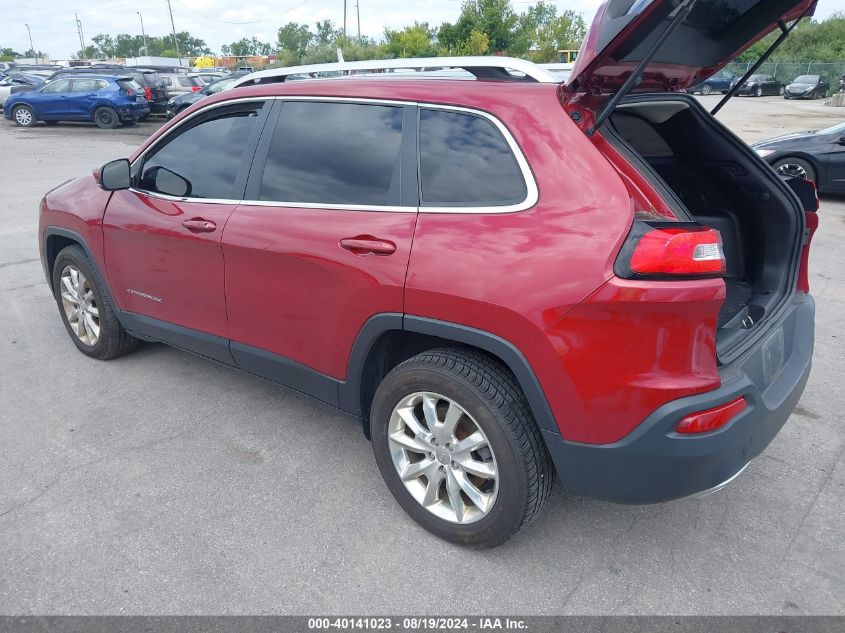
0 75 41 106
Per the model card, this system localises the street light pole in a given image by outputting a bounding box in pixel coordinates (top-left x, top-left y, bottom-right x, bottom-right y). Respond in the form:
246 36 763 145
74 13 85 60
356 1 361 40
165 0 183 65
25 23 36 63
138 12 148 56
343 0 347 41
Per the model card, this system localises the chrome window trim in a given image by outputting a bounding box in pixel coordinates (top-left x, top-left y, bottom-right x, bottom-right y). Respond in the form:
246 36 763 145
131 95 538 215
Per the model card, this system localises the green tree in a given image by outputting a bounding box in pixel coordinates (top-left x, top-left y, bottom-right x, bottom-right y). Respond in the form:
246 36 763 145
315 19 341 45
0 46 21 61
222 36 273 57
458 29 490 56
519 2 586 62
383 22 437 58
277 22 312 61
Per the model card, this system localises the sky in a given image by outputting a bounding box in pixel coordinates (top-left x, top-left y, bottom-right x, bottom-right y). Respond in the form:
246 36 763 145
5 0 845 60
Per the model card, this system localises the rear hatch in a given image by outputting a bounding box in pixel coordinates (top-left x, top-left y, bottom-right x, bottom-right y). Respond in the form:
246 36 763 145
562 0 816 362
565 0 816 96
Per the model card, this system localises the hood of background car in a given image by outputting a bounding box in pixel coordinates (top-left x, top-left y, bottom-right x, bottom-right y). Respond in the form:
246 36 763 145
564 0 816 96
753 131 817 149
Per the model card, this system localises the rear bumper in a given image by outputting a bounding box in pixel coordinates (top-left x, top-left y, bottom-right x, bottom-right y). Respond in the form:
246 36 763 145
545 293 814 504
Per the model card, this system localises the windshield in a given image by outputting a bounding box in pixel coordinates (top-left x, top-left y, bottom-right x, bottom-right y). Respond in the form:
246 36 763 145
818 121 845 135
208 78 236 94
794 75 819 83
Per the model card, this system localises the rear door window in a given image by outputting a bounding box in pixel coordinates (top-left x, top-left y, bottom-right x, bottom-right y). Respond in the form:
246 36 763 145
70 79 108 93
258 101 404 206
418 108 527 207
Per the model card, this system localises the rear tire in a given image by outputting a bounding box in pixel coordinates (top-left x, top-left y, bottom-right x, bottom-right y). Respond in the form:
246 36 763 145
370 348 553 548
772 157 817 183
93 107 119 129
755 86 763 97
12 105 36 127
52 245 138 360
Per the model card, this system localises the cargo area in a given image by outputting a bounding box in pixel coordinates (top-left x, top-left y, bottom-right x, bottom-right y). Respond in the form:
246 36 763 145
606 95 804 358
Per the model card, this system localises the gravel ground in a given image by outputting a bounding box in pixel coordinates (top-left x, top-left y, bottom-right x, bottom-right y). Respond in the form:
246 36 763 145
0 96 843 615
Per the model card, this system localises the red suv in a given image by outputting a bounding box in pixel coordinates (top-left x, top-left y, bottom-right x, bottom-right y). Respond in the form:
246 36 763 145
39 1 818 547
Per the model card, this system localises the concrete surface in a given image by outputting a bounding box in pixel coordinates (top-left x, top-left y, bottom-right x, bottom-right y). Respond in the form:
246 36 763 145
0 97 843 615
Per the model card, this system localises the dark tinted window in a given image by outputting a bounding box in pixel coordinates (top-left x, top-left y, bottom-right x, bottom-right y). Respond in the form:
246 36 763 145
139 104 262 199
419 109 526 207
259 101 403 206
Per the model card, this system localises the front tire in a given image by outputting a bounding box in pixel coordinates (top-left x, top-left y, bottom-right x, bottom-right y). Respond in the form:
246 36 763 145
755 86 763 97
773 157 817 183
370 348 553 548
701 85 713 96
12 105 36 127
93 106 119 129
52 245 138 360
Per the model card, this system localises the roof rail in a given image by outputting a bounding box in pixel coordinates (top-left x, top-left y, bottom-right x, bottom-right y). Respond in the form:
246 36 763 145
231 56 559 88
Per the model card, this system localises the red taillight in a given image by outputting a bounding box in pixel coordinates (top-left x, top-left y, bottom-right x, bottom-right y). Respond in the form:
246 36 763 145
191 86 201 92
676 397 747 434
629 227 726 276
144 86 152 100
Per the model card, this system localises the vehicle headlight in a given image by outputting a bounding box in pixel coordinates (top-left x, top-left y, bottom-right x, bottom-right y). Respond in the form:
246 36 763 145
755 149 775 158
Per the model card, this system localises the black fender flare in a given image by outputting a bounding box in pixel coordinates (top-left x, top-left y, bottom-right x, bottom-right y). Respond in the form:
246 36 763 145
339 314 560 436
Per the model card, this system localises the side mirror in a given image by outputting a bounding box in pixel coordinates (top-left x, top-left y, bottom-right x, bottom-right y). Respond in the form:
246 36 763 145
838 137 845 146
99 159 131 191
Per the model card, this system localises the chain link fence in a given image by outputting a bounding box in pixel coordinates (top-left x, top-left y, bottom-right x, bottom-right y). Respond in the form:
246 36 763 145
724 61 845 84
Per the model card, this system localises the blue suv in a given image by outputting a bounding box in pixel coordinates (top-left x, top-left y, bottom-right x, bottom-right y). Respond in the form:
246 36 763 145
3 74 150 129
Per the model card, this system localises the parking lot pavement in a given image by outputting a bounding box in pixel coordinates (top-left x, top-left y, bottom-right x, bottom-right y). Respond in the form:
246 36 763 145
0 99 843 616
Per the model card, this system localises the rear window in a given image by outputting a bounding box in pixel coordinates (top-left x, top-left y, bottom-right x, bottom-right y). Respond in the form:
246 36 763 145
142 72 165 87
178 77 199 87
259 101 404 206
418 108 527 207
117 79 142 92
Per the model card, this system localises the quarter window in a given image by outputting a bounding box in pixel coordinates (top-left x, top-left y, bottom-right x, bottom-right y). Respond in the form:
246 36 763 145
418 108 527 207
259 101 404 206
138 104 263 199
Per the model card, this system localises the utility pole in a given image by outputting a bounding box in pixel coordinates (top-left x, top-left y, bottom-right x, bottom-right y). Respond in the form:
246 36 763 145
165 0 182 65
24 23 36 63
74 13 85 60
356 1 361 40
343 0 347 41
138 12 148 56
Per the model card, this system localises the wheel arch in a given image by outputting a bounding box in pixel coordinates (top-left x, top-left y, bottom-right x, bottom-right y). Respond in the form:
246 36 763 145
340 315 559 439
768 152 825 186
43 228 112 297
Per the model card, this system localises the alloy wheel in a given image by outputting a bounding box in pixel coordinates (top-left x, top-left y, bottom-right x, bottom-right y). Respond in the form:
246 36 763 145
59 265 100 346
387 392 498 524
775 162 808 178
14 107 32 126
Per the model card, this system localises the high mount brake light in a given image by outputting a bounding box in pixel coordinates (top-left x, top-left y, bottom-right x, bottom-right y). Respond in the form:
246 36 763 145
616 222 726 279
144 86 152 101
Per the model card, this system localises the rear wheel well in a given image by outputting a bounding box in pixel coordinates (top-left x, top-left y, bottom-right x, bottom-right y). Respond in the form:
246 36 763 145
45 234 80 289
357 330 522 438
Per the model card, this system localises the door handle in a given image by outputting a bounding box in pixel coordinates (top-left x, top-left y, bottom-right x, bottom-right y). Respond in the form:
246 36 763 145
182 218 217 233
339 236 396 256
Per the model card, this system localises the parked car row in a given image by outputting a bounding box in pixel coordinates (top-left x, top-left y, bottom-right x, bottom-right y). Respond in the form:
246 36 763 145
1 65 243 128
687 71 832 99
